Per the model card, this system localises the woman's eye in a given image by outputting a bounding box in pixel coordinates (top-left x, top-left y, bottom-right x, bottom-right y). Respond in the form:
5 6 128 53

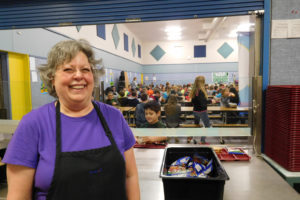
83 68 91 72
63 68 73 72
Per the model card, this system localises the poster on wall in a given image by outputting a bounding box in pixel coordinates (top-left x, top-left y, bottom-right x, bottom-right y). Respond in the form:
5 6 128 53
213 72 229 83
40 82 48 94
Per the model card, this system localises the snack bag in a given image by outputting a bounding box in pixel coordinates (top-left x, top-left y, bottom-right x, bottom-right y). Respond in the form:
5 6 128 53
202 159 213 175
168 165 187 176
193 154 208 165
171 156 192 167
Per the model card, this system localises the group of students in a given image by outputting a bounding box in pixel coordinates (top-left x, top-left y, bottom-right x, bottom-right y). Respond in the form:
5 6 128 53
104 76 243 144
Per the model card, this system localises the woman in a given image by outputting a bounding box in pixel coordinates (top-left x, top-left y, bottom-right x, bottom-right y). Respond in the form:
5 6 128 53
3 39 140 200
190 76 215 144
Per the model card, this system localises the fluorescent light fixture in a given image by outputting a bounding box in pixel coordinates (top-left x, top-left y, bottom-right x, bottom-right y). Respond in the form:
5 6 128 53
165 26 182 40
164 26 182 33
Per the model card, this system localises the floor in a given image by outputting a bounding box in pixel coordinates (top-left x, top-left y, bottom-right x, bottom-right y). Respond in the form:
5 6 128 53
0 141 299 200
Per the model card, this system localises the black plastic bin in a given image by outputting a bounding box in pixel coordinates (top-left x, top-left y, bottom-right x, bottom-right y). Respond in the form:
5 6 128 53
160 147 229 200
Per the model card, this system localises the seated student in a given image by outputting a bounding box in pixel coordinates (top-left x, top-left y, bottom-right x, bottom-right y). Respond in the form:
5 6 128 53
126 85 132 97
152 89 165 104
104 86 113 96
118 90 128 106
127 90 140 107
220 87 235 107
135 93 148 127
229 87 240 105
164 94 181 128
141 101 166 128
111 85 119 99
138 101 167 144
105 91 118 106
221 87 239 123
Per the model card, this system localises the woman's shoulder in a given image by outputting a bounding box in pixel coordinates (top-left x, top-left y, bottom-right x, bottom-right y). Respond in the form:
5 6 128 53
22 102 55 122
13 102 56 139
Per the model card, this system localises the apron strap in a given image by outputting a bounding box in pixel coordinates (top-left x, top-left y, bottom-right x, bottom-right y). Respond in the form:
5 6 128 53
92 101 118 147
55 101 62 153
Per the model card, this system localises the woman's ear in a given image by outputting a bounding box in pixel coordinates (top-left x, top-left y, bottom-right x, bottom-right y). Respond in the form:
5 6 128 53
51 76 55 89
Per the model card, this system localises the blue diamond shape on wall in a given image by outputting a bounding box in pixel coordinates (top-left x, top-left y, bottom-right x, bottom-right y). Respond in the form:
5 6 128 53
111 24 120 49
150 45 165 61
132 38 136 57
76 26 82 32
217 42 234 59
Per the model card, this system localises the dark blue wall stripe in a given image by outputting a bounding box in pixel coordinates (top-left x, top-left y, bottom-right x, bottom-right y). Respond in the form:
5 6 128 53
97 24 106 40
138 44 141 58
0 0 264 30
124 33 129 52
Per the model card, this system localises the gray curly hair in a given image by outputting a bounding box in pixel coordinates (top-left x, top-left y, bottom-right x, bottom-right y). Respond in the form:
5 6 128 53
38 39 103 98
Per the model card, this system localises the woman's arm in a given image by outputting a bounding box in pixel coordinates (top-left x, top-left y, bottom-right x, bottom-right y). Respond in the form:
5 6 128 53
6 164 35 200
124 148 140 200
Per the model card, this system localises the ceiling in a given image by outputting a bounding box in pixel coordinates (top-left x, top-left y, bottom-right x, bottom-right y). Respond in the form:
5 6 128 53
124 15 254 42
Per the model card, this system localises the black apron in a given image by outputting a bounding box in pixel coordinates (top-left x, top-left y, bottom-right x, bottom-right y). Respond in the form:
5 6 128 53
45 101 127 200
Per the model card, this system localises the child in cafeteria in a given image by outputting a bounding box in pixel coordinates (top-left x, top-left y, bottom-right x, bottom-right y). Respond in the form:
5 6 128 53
127 89 140 107
138 101 167 144
221 87 239 123
135 93 148 127
190 76 216 144
105 91 118 106
220 87 236 107
118 90 128 106
164 94 181 128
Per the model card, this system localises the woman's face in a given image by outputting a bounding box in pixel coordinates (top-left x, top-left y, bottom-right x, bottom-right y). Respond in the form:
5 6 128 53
52 51 94 106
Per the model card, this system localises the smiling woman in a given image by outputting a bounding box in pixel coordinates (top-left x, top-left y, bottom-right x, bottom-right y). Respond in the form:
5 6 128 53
2 39 140 200
52 51 95 115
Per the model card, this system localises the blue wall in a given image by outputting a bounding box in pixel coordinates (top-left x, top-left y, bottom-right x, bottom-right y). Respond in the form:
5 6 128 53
143 72 238 86
142 62 238 73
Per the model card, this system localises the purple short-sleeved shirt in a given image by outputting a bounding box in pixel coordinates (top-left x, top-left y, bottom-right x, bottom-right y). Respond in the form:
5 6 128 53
3 101 136 200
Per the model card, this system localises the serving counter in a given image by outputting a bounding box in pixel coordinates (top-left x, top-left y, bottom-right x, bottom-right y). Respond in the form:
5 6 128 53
135 144 300 200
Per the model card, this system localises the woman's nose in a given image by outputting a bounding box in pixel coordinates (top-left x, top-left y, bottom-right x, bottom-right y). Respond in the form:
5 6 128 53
74 69 83 78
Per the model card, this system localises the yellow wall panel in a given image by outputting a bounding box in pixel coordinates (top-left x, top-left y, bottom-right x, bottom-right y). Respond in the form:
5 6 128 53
8 52 32 120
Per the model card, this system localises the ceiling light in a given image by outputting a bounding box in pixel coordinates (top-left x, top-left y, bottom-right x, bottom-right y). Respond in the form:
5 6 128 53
167 32 181 37
164 26 182 33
